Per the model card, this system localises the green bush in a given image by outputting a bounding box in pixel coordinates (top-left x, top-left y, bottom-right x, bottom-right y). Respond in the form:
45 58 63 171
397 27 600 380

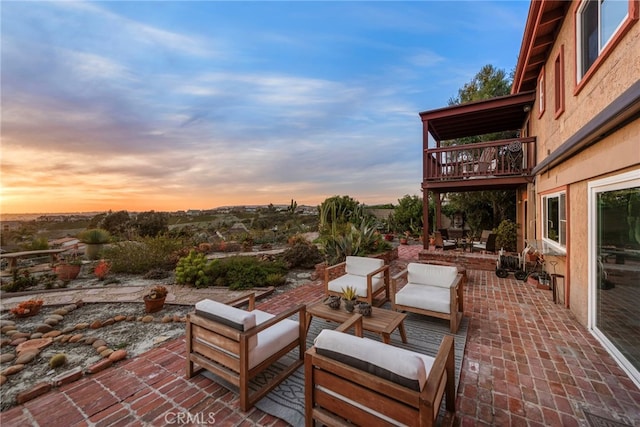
209 256 287 290
79 228 111 244
104 236 184 274
281 241 324 269
495 219 519 252
175 250 212 288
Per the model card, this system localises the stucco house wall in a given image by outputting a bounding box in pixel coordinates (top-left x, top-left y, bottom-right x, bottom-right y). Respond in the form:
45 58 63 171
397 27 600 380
527 1 640 325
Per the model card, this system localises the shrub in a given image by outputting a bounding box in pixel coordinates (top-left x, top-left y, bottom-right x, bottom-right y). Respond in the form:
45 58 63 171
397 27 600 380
495 219 519 252
209 256 287 290
281 241 324 269
104 236 184 274
79 228 111 244
175 250 212 288
143 268 170 280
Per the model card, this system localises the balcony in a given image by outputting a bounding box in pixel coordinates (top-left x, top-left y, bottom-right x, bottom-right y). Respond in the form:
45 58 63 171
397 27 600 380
423 136 536 192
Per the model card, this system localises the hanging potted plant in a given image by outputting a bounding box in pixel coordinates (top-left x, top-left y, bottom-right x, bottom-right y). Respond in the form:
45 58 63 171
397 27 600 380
143 285 168 313
79 228 111 260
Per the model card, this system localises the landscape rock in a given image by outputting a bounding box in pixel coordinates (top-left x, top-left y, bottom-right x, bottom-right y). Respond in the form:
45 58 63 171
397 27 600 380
90 320 102 329
0 320 16 327
2 364 25 376
15 351 39 364
108 349 127 362
141 316 154 323
10 338 27 346
1 325 17 334
16 338 52 354
43 318 59 326
0 375 6 385
92 339 107 349
42 330 61 338
30 333 43 339
75 322 89 330
68 334 84 343
0 353 16 363
36 324 54 333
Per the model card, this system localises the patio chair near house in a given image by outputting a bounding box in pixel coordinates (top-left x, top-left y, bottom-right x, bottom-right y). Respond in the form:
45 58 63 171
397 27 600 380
391 262 464 333
324 255 390 307
185 294 306 411
434 231 457 251
472 230 492 247
472 232 497 254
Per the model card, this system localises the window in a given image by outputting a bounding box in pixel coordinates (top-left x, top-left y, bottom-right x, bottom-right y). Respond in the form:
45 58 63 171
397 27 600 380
588 171 640 387
542 191 566 249
538 67 545 116
554 45 565 117
577 0 628 80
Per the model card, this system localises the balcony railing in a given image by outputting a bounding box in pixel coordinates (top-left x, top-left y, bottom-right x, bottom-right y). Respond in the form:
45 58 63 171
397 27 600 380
424 137 536 182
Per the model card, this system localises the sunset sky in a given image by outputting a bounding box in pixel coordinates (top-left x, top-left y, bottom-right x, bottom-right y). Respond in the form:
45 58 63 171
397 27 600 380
1 1 530 214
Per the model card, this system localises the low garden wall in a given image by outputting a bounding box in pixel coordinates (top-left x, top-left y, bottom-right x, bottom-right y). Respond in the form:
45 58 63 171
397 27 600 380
418 250 497 271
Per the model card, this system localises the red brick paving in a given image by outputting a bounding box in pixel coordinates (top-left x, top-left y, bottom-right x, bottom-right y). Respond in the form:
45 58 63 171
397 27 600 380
1 245 639 426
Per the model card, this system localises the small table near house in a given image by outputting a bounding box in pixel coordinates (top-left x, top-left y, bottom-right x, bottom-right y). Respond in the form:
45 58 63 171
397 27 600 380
305 299 407 344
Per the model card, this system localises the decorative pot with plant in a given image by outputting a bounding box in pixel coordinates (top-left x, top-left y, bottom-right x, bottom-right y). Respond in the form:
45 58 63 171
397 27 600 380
79 228 111 260
55 256 82 281
341 285 358 313
143 285 168 313
11 299 43 318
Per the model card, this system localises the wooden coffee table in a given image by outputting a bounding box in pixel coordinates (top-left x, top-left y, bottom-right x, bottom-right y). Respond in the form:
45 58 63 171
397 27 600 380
305 299 407 344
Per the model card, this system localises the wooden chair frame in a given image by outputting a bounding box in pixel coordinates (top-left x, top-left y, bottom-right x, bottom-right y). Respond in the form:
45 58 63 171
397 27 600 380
324 260 390 307
391 269 464 333
305 315 455 427
186 294 306 411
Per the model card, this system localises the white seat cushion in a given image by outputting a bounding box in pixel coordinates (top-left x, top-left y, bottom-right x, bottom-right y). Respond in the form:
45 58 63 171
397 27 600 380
195 299 259 350
407 263 458 288
395 283 451 314
328 273 386 297
249 311 300 369
314 329 433 391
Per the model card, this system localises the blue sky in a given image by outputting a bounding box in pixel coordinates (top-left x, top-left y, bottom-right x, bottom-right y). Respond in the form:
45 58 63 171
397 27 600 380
0 0 531 214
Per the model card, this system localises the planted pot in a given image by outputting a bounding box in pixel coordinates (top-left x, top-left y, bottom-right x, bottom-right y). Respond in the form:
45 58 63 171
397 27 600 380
55 263 81 281
144 296 166 313
343 299 357 313
85 243 104 260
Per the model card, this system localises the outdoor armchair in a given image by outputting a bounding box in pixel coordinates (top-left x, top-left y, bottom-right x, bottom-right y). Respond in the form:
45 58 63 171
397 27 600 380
324 255 390 307
472 233 497 254
186 293 306 411
305 315 455 426
391 262 464 333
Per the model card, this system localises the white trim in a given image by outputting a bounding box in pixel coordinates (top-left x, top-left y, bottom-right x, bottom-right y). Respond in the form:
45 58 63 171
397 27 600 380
541 190 567 253
587 168 640 388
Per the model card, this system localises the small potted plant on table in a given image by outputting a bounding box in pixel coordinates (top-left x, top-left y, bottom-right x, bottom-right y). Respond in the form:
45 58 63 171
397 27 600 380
341 285 358 313
143 285 168 313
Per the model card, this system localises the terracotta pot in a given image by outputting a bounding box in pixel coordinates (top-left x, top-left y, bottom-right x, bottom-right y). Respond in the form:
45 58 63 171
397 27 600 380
144 296 166 313
55 264 81 281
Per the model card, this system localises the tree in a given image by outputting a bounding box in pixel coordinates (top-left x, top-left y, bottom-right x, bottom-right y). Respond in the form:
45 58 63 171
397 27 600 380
318 195 362 235
101 210 131 237
391 195 423 235
133 211 169 238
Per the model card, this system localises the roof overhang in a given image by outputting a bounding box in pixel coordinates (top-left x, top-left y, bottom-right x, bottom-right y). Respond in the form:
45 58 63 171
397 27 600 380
419 91 536 141
512 0 570 93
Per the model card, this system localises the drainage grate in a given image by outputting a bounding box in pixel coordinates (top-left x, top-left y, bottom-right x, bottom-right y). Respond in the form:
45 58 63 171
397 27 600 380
584 411 633 427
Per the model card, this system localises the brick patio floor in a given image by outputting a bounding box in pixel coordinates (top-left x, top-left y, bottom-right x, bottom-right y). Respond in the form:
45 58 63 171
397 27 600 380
1 245 639 426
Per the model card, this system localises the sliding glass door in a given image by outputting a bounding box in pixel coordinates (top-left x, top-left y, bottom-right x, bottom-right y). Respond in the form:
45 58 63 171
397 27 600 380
589 170 640 386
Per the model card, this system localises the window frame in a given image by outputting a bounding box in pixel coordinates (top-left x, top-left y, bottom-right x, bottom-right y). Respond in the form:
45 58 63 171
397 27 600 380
554 45 565 118
541 189 568 253
574 0 638 93
537 66 545 117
